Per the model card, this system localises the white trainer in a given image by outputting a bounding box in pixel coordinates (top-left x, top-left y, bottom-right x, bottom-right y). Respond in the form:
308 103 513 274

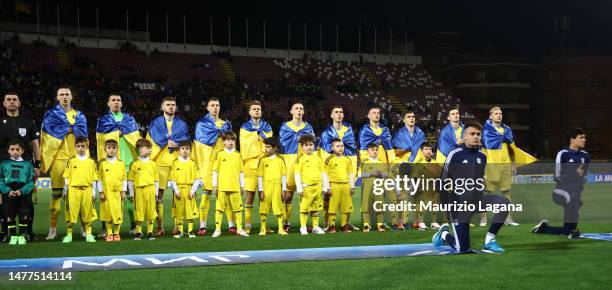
212 230 222 238
237 229 249 237
312 226 326 235
431 223 441 229
418 223 427 230
300 227 308 235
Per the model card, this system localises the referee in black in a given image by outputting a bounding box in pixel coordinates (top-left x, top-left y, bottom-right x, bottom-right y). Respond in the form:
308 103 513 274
0 92 41 242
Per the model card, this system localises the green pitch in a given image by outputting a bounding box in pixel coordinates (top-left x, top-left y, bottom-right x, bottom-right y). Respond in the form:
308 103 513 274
2 184 612 289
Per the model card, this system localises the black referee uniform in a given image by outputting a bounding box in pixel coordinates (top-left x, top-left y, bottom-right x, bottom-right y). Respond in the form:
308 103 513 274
0 113 39 241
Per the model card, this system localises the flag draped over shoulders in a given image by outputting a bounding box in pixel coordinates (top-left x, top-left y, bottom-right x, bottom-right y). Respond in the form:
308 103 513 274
279 121 314 155
482 119 536 166
95 111 140 161
147 115 189 160
393 126 426 163
319 122 356 156
436 122 463 163
40 105 88 173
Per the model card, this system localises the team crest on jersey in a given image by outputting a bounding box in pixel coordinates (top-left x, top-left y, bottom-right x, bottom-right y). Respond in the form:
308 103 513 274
462 160 468 163
19 127 27 137
569 159 574 163
476 158 482 164
581 158 585 163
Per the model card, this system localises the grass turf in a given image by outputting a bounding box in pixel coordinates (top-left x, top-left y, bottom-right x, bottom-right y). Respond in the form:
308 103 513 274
2 184 611 289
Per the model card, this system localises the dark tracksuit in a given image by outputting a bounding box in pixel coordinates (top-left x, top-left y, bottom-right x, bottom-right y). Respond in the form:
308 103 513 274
542 147 590 235
439 144 510 252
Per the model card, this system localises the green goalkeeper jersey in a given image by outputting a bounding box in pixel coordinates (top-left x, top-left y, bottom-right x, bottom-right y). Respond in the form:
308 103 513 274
0 158 35 195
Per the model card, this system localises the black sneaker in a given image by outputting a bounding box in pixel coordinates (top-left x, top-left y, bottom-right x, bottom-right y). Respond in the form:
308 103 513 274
147 233 156 240
531 220 548 234
0 233 6 243
27 232 36 242
133 233 142 240
568 229 582 240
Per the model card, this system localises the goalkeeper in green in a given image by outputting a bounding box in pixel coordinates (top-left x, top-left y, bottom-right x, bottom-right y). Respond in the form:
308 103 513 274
0 140 35 245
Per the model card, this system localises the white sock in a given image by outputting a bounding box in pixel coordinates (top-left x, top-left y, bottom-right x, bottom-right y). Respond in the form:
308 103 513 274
200 221 206 229
228 221 236 228
485 232 495 244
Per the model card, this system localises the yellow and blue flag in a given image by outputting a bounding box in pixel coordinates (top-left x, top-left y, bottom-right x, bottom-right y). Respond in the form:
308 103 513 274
392 125 426 163
146 115 190 162
482 119 536 166
240 118 272 171
319 122 357 175
358 124 395 163
436 122 463 164
278 121 314 155
192 113 232 180
95 111 140 161
40 105 87 173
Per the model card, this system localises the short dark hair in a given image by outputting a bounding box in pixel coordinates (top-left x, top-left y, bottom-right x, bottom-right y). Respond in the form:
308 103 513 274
108 93 121 100
298 134 315 145
566 127 586 142
221 131 237 141
404 109 415 117
420 142 432 149
207 97 220 105
447 106 460 116
463 121 482 132
367 142 378 149
104 139 118 147
136 138 152 149
330 138 343 145
290 101 304 110
4 92 19 100
6 139 24 150
178 140 192 148
75 136 89 145
263 138 279 148
160 96 176 104
368 106 380 114
330 105 343 113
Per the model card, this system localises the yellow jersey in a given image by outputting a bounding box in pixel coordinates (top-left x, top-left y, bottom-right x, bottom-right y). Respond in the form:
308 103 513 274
63 156 99 187
325 155 353 183
169 158 200 186
99 158 126 192
213 149 243 192
257 155 287 182
128 158 159 187
296 153 324 185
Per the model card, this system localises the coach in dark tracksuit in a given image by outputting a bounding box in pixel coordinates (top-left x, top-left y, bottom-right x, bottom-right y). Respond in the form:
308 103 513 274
432 121 511 254
532 127 590 239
